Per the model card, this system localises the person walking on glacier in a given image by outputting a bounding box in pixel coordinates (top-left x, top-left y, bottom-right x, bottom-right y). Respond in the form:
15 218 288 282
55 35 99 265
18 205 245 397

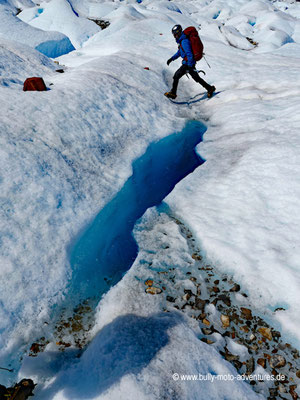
164 24 216 100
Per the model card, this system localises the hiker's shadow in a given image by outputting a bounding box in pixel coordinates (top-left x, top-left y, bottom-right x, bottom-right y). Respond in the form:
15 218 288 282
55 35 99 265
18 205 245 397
171 91 221 105
22 312 182 400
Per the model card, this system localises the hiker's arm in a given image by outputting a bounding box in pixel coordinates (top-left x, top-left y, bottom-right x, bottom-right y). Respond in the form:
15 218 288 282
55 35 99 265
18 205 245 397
171 49 180 61
182 39 195 67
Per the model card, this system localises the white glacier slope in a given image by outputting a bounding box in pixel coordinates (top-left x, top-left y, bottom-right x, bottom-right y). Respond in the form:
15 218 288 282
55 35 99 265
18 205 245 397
0 2 75 57
0 0 300 398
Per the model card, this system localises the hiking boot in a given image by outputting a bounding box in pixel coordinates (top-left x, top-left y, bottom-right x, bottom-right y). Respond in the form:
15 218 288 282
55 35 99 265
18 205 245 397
164 91 177 99
207 85 216 98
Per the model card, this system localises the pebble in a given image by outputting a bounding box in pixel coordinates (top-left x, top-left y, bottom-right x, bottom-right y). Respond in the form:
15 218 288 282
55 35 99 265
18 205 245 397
201 338 214 344
194 298 206 310
221 314 230 328
217 294 231 307
269 354 286 369
278 384 287 393
241 307 252 320
240 325 250 333
246 357 255 375
257 358 266 368
222 351 240 362
258 327 272 341
145 279 153 287
249 333 256 342
202 328 213 335
230 284 240 292
182 293 190 302
146 287 162 295
166 295 175 303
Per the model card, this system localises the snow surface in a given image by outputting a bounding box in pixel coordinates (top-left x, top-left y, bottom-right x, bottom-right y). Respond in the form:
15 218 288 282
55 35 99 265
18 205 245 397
0 0 300 398
18 0 100 49
0 1 75 57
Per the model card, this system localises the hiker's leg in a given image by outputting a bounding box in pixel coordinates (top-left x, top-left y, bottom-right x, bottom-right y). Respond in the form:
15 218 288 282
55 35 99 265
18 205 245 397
172 65 188 94
189 68 213 91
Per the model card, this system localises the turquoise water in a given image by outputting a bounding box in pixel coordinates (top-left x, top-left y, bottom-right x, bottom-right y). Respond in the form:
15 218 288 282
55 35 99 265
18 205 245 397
70 120 206 301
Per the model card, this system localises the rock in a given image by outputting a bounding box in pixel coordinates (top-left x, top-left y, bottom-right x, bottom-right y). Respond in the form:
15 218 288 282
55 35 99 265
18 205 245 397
214 280 219 285
258 327 272 341
202 328 213 335
249 333 256 342
212 286 220 293
289 385 298 400
29 343 43 356
192 253 202 261
230 283 240 292
240 325 250 333
201 338 214 344
71 322 83 332
166 295 175 302
270 355 286 369
241 307 252 320
182 293 190 302
296 370 300 379
194 298 206 310
246 357 255 375
202 318 211 326
211 298 218 306
272 330 281 340
279 384 287 393
274 307 286 312
217 294 231 307
221 314 230 328
146 287 162 295
232 360 243 370
257 358 266 368
145 279 153 287
56 340 71 348
269 388 278 398
88 19 110 29
190 277 197 282
220 350 240 362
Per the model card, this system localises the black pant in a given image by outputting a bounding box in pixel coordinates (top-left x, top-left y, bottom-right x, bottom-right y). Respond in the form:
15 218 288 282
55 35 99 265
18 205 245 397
172 64 211 95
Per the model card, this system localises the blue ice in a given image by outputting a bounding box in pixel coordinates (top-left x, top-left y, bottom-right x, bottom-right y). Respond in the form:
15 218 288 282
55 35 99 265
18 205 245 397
70 121 206 302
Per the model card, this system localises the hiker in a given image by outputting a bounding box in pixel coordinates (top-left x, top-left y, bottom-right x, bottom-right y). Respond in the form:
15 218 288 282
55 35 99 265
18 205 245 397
165 24 216 100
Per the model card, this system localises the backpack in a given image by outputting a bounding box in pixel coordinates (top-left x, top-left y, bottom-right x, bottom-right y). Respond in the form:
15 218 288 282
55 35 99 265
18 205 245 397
23 77 47 92
183 27 203 61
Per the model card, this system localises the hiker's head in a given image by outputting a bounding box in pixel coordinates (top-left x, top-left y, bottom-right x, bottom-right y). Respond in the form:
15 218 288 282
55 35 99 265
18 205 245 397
172 24 183 40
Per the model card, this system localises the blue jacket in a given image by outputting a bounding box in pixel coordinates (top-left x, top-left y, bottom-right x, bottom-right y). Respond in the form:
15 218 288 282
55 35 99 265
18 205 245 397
171 33 195 67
